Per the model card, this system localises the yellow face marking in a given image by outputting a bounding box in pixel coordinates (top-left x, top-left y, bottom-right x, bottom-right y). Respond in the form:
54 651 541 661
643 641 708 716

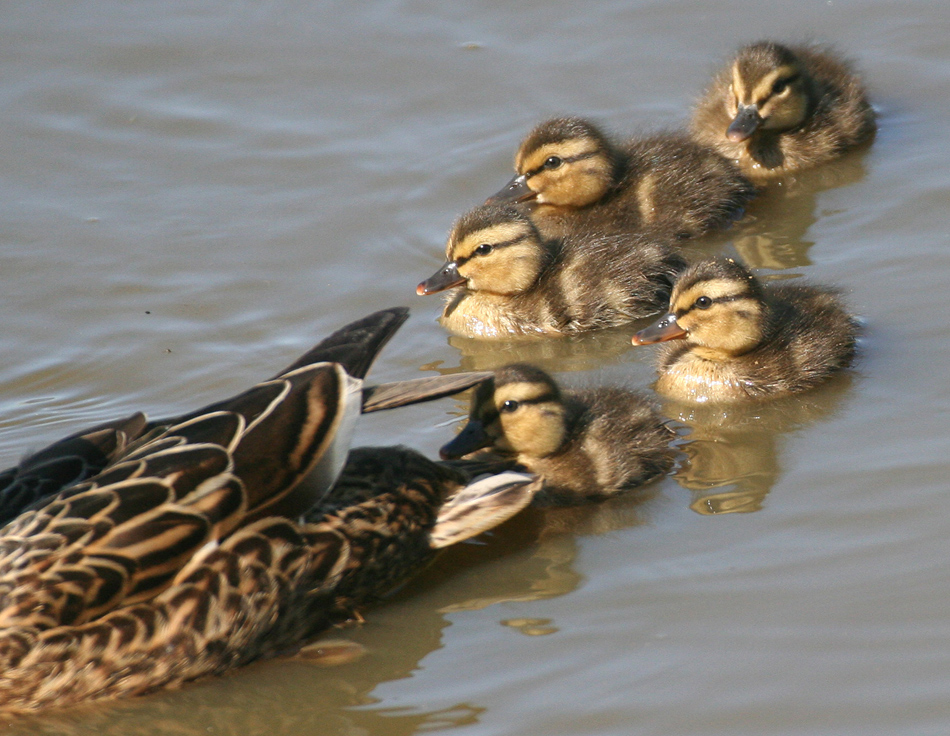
730 65 747 105
751 65 798 105
449 221 532 261
517 137 600 174
488 381 566 458
673 278 750 311
448 220 543 296
494 381 552 408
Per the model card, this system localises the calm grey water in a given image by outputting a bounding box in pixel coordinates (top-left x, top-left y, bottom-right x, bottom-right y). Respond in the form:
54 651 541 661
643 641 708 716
1 1 949 734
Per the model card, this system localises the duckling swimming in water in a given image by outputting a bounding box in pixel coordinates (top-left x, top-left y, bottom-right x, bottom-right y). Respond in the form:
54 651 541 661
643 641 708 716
487 116 755 241
416 203 686 338
439 364 675 506
631 257 859 404
690 41 876 179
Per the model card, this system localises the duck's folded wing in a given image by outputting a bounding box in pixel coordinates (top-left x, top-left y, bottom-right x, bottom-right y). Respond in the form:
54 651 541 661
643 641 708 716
0 360 358 631
0 413 148 525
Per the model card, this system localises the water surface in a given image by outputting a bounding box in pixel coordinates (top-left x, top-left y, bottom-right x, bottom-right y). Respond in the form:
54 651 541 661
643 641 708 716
1 1 949 734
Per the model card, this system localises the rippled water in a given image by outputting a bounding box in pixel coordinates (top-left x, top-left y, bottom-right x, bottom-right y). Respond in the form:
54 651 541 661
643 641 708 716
1 1 949 734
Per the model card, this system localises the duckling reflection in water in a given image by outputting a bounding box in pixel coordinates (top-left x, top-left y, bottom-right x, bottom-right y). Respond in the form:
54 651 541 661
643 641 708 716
669 372 855 515
690 41 876 179
417 203 685 339
439 364 675 505
631 257 859 404
487 116 755 241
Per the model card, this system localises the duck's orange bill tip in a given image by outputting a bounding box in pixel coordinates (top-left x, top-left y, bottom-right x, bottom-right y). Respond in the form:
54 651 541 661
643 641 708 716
631 314 687 345
417 261 464 296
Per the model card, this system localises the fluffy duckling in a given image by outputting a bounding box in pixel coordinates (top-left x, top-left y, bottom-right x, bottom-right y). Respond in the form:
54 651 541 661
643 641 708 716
631 258 859 403
487 116 755 240
416 203 686 338
439 364 675 505
690 41 876 179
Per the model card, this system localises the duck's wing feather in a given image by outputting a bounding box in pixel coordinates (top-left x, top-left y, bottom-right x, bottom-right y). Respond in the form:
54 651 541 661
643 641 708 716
361 372 492 413
429 471 539 548
0 413 148 525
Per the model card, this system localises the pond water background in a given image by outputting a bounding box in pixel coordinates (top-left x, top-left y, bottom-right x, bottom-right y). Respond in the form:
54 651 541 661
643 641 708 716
1 1 949 734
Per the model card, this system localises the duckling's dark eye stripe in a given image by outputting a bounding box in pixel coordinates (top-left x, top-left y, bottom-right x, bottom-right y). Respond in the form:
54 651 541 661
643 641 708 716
675 292 750 318
487 390 558 416
525 151 597 178
456 233 529 265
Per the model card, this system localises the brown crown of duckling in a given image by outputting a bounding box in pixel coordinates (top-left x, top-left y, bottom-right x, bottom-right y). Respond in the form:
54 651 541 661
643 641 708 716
631 257 859 404
440 364 675 506
486 116 755 241
690 41 876 178
416 203 686 339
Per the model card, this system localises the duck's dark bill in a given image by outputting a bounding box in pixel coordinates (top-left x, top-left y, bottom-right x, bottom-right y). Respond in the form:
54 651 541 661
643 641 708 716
631 314 687 345
726 104 762 142
485 174 535 204
417 261 465 295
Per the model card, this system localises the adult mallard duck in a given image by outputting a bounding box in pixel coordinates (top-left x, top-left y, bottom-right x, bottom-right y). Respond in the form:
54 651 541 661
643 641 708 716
690 41 876 179
0 308 538 713
439 364 675 505
631 258 859 403
487 116 755 241
416 203 685 338
0 309 486 524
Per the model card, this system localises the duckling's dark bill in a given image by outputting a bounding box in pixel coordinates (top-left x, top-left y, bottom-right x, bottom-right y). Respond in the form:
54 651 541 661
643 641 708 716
726 104 762 142
485 174 535 204
417 262 465 295
439 419 491 460
631 314 687 345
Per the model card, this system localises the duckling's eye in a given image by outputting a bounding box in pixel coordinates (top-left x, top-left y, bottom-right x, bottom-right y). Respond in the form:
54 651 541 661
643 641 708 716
474 243 493 256
694 296 713 310
772 79 789 96
544 156 562 170
501 399 520 413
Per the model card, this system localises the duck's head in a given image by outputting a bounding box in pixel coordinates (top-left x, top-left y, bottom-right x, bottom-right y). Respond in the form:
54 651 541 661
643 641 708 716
631 258 766 359
487 117 618 208
417 204 549 297
724 42 813 142
440 364 567 461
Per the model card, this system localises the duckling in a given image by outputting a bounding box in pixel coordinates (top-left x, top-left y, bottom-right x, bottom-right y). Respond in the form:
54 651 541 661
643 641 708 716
0 308 537 712
630 258 859 403
690 41 876 178
439 364 675 505
416 203 686 338
487 117 755 240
